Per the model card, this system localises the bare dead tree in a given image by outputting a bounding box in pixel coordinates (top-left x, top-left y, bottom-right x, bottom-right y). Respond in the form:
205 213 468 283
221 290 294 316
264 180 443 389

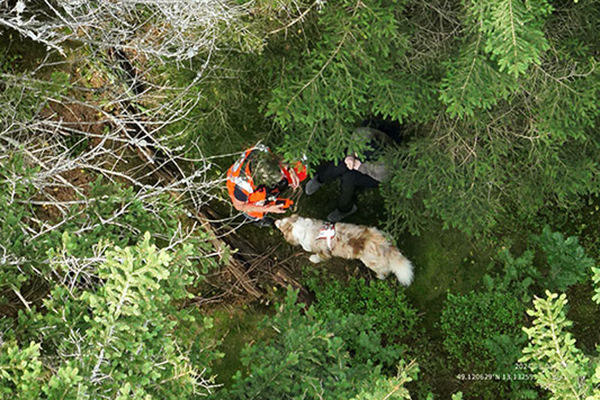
1 0 321 305
1 58 273 303
0 0 252 61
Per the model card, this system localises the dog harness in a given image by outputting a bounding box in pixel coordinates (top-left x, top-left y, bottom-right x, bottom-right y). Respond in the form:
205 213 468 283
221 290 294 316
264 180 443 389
316 222 336 250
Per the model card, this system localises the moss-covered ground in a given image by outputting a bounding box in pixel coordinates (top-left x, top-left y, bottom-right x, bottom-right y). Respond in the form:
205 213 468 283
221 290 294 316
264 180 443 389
210 304 274 388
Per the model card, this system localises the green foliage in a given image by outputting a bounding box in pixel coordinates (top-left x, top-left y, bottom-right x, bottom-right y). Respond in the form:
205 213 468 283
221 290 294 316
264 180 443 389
320 309 406 371
484 248 539 303
247 0 599 238
382 141 502 236
440 289 535 399
521 291 600 400
440 290 524 372
0 341 43 399
48 71 71 95
476 0 552 76
0 68 70 127
43 363 84 399
593 267 600 304
1 234 220 399
0 154 39 292
439 238 557 398
3 1 600 398
440 35 518 118
484 334 538 399
52 177 190 254
222 289 415 400
350 360 419 400
0 165 215 302
265 0 432 165
306 275 419 342
438 227 597 398
527 56 598 143
486 227 595 299
533 226 595 292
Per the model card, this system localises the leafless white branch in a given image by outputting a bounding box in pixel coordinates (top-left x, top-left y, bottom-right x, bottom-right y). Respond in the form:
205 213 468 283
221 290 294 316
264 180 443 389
0 0 252 62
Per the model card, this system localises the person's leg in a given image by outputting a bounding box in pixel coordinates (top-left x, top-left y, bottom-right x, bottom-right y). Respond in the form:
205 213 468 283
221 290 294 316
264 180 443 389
315 161 349 183
337 171 379 212
305 161 348 195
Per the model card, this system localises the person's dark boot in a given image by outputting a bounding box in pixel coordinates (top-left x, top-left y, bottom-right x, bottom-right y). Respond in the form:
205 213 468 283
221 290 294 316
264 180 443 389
304 176 323 195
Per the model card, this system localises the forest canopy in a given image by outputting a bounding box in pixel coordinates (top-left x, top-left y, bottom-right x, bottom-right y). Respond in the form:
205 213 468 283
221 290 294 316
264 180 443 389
0 0 599 399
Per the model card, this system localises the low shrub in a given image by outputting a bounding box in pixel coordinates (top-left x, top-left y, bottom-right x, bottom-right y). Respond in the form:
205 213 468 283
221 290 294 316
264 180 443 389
306 275 419 343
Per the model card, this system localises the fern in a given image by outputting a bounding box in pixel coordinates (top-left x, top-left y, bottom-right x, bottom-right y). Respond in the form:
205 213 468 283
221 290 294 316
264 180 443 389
533 226 595 292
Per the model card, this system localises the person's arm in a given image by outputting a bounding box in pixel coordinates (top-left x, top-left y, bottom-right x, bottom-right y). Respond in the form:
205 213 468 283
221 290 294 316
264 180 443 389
346 127 393 182
231 196 286 214
344 155 390 182
286 167 301 189
356 161 390 182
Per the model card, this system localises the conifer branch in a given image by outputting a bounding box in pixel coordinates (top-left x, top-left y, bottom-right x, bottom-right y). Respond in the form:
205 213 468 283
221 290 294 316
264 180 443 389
285 0 362 109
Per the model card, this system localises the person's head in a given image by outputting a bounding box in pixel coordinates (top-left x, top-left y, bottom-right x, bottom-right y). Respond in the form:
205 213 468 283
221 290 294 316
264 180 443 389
248 150 283 188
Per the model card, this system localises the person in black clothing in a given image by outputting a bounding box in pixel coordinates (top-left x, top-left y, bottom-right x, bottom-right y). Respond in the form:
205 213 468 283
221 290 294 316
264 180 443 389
305 127 394 222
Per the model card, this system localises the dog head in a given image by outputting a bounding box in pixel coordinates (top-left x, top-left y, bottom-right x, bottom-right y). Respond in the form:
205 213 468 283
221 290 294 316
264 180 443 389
275 214 301 245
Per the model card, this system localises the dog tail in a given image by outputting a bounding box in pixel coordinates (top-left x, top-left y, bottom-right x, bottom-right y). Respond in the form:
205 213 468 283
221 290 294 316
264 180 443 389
389 251 414 287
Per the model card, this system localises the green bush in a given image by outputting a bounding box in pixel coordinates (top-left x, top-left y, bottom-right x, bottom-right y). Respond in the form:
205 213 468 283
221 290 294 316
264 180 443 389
533 226 594 292
306 275 419 343
221 289 417 400
440 290 524 372
485 227 596 300
0 166 217 304
0 234 220 399
438 227 592 399
440 290 531 399
483 248 539 303
47 177 189 254
521 291 600 399
0 154 39 293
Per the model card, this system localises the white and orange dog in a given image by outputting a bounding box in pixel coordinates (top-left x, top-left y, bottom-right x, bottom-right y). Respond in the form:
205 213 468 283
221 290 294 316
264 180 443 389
275 215 413 286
